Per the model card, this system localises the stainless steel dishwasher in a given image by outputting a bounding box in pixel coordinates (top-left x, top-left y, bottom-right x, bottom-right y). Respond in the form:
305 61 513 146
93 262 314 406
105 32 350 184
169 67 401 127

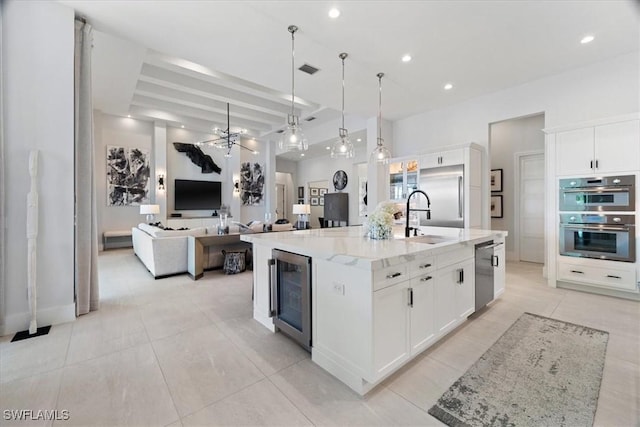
475 240 502 310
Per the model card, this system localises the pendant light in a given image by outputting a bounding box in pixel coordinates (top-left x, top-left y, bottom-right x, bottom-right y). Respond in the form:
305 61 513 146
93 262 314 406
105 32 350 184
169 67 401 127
370 72 391 164
331 52 354 159
280 25 308 152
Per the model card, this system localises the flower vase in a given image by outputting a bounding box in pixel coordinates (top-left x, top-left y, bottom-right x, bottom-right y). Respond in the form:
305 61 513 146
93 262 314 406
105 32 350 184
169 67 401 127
368 223 392 240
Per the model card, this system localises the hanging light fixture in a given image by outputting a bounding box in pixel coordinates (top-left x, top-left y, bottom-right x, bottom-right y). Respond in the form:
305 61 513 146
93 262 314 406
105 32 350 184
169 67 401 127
331 52 354 159
280 25 308 152
192 103 258 158
370 72 391 164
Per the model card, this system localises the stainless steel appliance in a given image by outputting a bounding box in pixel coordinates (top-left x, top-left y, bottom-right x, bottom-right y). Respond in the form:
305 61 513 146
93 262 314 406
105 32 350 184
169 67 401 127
418 164 464 228
559 175 635 212
559 214 636 262
475 240 503 310
269 249 312 351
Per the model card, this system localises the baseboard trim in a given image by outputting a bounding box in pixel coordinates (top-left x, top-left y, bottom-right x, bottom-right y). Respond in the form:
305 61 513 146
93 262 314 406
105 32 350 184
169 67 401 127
1 303 76 337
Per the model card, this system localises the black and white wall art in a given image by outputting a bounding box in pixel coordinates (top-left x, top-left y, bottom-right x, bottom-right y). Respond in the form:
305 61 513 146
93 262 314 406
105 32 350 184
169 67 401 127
106 146 150 206
240 162 265 206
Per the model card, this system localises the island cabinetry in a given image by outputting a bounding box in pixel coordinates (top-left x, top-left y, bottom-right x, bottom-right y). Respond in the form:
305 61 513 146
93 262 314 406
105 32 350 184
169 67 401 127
494 239 506 297
251 243 276 331
434 255 474 335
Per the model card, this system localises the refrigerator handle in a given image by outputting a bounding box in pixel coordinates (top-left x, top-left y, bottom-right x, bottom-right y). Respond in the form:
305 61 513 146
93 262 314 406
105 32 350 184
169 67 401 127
458 176 463 218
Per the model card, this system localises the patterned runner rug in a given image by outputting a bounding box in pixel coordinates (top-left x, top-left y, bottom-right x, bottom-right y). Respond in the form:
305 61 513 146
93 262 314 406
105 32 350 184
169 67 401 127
428 312 608 426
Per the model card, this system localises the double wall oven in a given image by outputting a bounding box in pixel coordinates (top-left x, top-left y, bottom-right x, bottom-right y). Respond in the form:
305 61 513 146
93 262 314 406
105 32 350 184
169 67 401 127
559 175 636 263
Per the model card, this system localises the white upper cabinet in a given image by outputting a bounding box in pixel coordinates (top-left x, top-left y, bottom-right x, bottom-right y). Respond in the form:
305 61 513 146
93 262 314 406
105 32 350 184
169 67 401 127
389 159 418 201
555 120 640 176
422 148 464 169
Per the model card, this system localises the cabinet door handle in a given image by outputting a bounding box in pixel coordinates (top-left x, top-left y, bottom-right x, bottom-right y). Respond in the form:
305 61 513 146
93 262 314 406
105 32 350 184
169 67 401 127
420 275 433 282
606 274 621 279
457 268 464 284
492 255 499 267
408 287 414 307
595 160 599 169
570 269 584 274
386 272 402 279
268 259 276 316
419 263 432 269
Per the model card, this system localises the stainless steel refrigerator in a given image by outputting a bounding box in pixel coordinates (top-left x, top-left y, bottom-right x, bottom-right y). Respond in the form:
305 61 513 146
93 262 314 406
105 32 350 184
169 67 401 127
418 164 464 228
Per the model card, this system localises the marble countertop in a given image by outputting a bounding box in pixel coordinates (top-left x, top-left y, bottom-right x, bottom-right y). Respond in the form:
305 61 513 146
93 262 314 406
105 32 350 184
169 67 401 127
241 225 507 270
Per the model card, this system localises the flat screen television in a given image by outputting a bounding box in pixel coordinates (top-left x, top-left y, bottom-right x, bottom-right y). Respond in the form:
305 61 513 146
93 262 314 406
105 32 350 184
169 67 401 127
174 179 222 210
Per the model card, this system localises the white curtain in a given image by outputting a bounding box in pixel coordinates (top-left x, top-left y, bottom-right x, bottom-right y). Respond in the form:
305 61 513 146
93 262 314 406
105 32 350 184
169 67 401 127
74 19 99 315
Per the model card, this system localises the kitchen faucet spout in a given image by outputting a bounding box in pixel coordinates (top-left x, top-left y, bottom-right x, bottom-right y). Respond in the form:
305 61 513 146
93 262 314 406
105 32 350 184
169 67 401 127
405 190 431 238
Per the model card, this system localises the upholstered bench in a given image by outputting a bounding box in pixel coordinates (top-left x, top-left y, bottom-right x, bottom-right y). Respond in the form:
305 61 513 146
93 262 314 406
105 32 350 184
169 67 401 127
103 230 133 249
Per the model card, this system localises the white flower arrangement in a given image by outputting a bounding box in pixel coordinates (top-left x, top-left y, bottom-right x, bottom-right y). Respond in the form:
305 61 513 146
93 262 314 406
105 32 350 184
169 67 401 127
367 201 399 239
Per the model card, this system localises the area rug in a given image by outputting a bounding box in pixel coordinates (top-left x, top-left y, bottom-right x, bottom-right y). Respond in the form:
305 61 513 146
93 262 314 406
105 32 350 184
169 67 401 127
428 312 609 427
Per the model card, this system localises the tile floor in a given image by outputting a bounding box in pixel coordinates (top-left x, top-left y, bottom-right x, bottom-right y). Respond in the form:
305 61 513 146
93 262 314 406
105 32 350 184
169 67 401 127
1 249 638 426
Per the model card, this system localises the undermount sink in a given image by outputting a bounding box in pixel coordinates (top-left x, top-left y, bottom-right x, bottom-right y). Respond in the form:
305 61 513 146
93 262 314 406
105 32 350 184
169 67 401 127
406 235 455 245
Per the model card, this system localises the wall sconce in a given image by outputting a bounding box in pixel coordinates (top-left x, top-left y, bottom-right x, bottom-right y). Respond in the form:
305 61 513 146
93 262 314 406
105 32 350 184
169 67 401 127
158 174 165 190
233 180 240 194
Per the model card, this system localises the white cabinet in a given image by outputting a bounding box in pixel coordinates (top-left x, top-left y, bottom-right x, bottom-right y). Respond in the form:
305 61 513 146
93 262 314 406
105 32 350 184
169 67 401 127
389 159 418 200
555 120 640 175
435 255 474 334
422 148 464 169
373 280 411 376
409 272 436 355
455 259 475 320
557 259 638 293
493 242 506 298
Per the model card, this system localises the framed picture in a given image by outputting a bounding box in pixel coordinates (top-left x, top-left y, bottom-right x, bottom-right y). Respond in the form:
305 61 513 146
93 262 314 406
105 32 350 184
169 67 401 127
319 188 328 196
490 169 503 192
310 187 319 196
491 195 503 218
311 197 319 206
319 197 325 206
298 186 304 198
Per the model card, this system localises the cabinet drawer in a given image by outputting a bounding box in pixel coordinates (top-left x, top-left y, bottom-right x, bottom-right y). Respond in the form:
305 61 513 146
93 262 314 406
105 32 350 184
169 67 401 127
373 264 408 291
436 246 473 269
558 261 638 292
407 256 435 279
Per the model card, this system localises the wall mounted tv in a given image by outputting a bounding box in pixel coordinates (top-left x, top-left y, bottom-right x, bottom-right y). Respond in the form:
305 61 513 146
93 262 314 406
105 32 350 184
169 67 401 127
174 179 222 210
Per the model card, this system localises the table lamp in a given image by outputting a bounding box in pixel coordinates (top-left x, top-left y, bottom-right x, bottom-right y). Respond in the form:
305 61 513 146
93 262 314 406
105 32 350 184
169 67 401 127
140 204 160 223
292 204 311 229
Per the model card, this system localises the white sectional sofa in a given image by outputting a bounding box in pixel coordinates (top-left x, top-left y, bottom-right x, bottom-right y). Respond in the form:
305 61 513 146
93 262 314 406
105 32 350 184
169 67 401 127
132 222 294 278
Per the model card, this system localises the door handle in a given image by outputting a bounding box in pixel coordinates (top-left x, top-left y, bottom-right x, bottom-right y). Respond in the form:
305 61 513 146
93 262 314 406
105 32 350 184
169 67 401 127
595 160 599 169
268 259 276 316
458 176 463 218
590 160 593 169
386 272 402 279
570 269 584 274
606 274 621 279
457 268 464 284
419 263 432 269
492 255 499 267
420 275 433 282
408 287 414 307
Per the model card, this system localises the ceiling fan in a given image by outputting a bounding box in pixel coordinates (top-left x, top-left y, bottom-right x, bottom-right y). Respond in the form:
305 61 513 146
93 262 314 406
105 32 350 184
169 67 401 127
194 103 258 158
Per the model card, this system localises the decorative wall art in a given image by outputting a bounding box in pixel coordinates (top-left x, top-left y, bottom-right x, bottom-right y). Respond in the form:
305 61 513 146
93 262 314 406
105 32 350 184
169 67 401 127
319 188 328 196
359 177 368 217
310 187 319 196
240 162 265 206
106 146 150 206
319 197 325 206
311 197 319 206
172 143 221 174
491 169 503 192
491 195 503 218
298 186 305 199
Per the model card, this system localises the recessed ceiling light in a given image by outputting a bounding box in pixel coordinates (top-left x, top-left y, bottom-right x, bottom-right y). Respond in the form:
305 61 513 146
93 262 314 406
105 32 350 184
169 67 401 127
301 153 305 157
356 138 362 142
402 54 412 63
127 114 131 118
328 8 340 18
326 146 330 150
444 83 454 90
181 125 185 128
581 35 595 44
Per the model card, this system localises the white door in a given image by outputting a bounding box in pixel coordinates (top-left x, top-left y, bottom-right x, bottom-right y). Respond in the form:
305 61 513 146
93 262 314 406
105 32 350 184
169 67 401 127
519 153 545 263
275 184 286 220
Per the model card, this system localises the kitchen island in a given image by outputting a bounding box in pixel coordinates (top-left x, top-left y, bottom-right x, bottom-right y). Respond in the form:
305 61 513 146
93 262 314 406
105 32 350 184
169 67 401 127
241 225 507 395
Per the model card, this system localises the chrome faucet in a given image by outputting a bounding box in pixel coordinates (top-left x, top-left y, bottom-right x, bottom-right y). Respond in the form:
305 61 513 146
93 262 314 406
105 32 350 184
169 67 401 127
405 190 431 237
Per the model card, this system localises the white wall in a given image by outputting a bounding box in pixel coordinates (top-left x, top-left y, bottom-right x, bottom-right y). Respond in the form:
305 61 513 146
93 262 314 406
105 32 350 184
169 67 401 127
489 114 545 259
94 112 154 246
393 52 639 157
2 0 75 334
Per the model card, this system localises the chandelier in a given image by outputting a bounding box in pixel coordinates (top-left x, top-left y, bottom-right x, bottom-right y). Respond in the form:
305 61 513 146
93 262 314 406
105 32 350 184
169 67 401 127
195 103 258 158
